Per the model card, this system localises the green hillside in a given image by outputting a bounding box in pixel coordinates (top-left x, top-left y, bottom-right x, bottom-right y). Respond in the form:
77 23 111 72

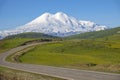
65 27 120 39
17 39 120 73
5 32 57 39
2 26 120 73
9 26 119 73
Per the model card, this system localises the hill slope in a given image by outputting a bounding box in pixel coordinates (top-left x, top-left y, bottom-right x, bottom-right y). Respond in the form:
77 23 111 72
17 38 120 73
65 27 120 39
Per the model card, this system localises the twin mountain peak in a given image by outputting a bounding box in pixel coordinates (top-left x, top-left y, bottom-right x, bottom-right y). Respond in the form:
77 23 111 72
0 12 107 38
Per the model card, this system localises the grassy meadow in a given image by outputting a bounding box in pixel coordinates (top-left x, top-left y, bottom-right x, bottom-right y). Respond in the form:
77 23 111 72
18 35 120 73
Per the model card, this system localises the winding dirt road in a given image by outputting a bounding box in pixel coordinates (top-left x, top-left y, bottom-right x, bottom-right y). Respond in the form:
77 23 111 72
0 42 120 80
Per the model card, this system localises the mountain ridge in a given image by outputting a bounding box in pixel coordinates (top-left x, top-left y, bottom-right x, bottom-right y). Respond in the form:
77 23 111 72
0 12 107 39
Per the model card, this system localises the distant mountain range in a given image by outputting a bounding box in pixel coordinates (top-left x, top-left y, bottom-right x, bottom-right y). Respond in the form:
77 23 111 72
0 12 107 39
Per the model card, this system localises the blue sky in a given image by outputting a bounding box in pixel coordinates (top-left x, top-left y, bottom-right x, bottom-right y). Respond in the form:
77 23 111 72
0 0 120 30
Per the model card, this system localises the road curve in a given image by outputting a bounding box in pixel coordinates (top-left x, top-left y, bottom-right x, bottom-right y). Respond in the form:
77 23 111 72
0 42 120 80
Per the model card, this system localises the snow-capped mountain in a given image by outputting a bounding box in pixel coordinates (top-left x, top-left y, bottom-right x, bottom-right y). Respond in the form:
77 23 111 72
0 12 107 38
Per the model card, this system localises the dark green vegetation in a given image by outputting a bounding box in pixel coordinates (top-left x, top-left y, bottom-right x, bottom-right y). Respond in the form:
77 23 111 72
5 32 57 39
65 27 120 39
0 66 64 80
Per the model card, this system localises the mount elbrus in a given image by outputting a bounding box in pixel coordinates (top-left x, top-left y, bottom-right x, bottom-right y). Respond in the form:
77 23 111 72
0 12 107 39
